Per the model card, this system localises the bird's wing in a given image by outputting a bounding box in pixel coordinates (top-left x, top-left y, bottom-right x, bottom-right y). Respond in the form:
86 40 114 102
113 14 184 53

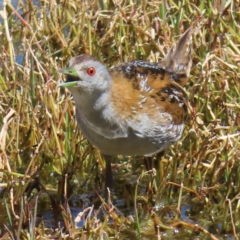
109 61 188 131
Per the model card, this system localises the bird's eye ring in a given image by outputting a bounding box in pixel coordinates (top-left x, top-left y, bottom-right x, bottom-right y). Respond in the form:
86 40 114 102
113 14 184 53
87 67 96 76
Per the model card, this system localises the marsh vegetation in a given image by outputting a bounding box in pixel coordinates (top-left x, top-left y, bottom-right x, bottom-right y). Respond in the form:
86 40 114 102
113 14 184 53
0 0 239 239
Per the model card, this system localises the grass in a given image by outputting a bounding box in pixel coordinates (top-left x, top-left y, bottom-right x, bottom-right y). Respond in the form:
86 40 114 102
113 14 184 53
0 0 239 239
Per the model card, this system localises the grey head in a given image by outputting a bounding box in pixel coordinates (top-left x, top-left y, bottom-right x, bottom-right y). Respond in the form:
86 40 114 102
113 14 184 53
59 54 111 93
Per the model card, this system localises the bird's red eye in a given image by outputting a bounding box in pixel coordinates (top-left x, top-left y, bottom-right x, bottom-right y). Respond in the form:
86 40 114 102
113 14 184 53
87 67 96 76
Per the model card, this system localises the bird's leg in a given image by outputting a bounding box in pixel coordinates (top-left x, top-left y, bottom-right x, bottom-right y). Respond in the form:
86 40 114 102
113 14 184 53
144 157 156 197
102 154 113 200
154 151 165 186
144 157 153 171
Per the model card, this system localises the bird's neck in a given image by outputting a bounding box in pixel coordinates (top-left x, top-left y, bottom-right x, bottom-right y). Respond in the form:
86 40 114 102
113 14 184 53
69 85 110 112
69 85 125 138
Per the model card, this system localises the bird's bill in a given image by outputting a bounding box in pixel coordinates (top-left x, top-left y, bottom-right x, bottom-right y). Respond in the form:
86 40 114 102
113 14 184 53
59 66 78 77
58 66 78 87
58 81 78 87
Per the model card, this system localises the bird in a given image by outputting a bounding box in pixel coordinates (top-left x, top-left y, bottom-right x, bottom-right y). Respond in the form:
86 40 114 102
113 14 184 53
58 27 193 193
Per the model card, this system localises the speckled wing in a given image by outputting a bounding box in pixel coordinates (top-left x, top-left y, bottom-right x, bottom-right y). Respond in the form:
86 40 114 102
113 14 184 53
109 61 188 129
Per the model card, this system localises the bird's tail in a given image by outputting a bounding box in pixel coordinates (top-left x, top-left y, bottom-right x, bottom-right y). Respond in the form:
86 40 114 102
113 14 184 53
158 27 193 87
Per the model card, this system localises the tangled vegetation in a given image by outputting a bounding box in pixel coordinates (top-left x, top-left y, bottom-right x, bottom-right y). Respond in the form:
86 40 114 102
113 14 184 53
0 0 239 239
